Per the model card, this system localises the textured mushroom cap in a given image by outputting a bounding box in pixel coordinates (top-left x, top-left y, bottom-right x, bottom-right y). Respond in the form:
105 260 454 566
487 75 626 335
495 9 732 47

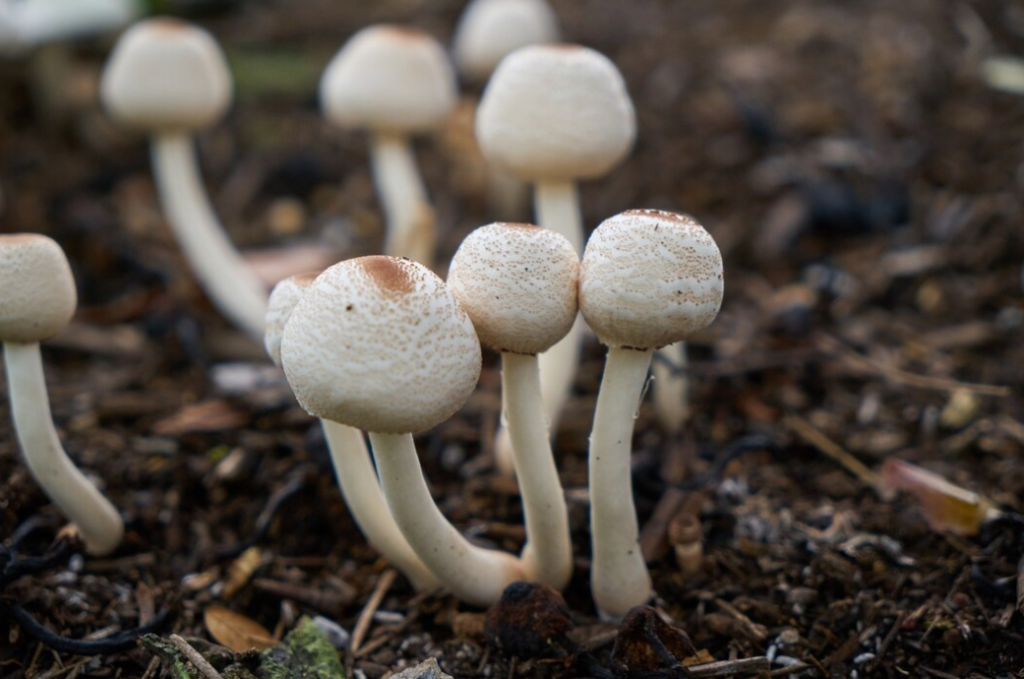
579 210 723 350
476 44 635 182
281 256 481 434
452 0 559 82
0 234 77 343
100 18 232 132
264 271 321 367
321 25 457 135
448 223 577 355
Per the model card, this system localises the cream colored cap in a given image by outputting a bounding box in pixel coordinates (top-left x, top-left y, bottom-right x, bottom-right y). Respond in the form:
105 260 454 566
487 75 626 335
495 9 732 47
280 256 481 434
579 210 723 350
0 234 77 343
264 271 321 367
100 17 232 132
321 25 457 135
476 44 635 182
448 223 577 355
452 0 559 82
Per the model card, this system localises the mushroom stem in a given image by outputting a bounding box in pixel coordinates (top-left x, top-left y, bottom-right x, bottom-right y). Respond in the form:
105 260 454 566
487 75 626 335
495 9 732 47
501 352 572 590
368 132 436 266
653 341 689 434
534 180 582 254
589 346 654 620
151 132 267 338
320 420 439 591
3 342 123 555
370 431 524 606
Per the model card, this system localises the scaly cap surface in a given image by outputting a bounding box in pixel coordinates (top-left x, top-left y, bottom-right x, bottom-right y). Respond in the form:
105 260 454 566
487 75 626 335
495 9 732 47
321 25 457 134
448 223 577 355
579 210 723 350
100 17 232 132
476 44 635 182
281 256 481 434
264 271 321 367
452 0 559 82
0 234 77 343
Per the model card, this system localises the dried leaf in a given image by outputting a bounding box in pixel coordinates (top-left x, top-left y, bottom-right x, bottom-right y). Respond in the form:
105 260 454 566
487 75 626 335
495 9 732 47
880 458 999 536
152 400 248 436
222 547 264 600
204 605 275 652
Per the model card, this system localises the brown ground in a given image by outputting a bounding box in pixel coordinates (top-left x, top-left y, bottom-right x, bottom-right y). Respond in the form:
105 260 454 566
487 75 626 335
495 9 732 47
2 0 1024 677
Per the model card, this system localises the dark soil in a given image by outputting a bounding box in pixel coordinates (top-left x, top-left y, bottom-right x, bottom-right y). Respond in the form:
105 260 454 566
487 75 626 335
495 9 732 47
2 0 1024 677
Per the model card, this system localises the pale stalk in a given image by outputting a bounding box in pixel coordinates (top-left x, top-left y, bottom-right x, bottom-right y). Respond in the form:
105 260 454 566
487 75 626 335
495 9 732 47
369 132 436 267
590 347 654 620
152 132 267 338
653 341 689 435
321 420 439 591
501 352 572 590
371 432 524 606
4 342 123 555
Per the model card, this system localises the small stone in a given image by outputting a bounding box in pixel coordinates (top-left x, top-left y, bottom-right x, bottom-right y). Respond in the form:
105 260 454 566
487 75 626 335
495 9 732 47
312 615 350 649
389 658 453 679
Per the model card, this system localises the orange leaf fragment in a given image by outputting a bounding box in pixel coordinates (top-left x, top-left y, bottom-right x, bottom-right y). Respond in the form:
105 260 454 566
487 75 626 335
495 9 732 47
880 458 999 536
204 605 276 652
152 400 248 436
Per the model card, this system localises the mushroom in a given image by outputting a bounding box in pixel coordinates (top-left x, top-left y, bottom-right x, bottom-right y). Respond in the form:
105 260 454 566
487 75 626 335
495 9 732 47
280 256 524 606
0 234 123 555
578 210 723 620
320 26 456 268
476 44 636 476
447 223 575 590
653 339 689 435
100 18 268 338
264 272 439 591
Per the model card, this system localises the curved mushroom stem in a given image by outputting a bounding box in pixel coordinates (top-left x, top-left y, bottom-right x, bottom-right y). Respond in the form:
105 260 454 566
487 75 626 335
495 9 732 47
151 132 268 338
369 132 437 267
370 432 524 607
320 420 439 591
3 342 123 556
653 341 689 435
494 180 583 477
590 346 654 620
501 352 573 590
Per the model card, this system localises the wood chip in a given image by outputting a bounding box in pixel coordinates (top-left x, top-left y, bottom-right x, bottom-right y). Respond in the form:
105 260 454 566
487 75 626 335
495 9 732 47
203 605 276 652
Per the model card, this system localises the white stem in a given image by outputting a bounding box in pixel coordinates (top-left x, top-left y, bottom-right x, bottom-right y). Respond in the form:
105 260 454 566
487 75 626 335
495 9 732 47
151 132 267 339
590 347 654 620
371 432 524 607
320 420 439 591
653 342 689 435
369 132 436 267
494 181 584 477
3 342 123 555
501 352 573 590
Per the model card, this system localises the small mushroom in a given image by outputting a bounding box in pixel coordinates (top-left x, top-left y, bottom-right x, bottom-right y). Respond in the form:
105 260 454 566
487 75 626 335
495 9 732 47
0 234 123 555
452 0 558 85
265 272 439 591
100 18 267 338
578 210 723 619
476 44 636 476
320 26 456 268
280 256 523 606
448 222 576 590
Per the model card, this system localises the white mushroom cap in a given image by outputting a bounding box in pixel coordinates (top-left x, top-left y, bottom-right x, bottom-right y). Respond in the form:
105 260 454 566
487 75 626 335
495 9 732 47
452 0 558 83
320 25 457 135
0 234 77 343
100 17 232 132
448 223 577 355
579 210 724 350
264 270 321 367
0 0 139 56
281 256 481 434
476 44 635 182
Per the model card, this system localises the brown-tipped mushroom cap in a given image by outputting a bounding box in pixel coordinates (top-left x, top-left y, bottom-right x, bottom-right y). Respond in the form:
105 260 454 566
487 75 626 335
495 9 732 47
264 271 321 367
100 17 232 132
579 210 723 350
476 44 635 182
0 234 77 343
320 25 457 135
448 223 578 355
452 0 559 83
281 256 481 434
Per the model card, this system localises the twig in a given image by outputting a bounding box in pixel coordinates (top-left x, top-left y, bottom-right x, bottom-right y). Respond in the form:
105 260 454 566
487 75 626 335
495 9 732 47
871 610 907 671
1 602 171 655
350 569 397 656
170 634 224 679
685 656 771 677
784 416 880 488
